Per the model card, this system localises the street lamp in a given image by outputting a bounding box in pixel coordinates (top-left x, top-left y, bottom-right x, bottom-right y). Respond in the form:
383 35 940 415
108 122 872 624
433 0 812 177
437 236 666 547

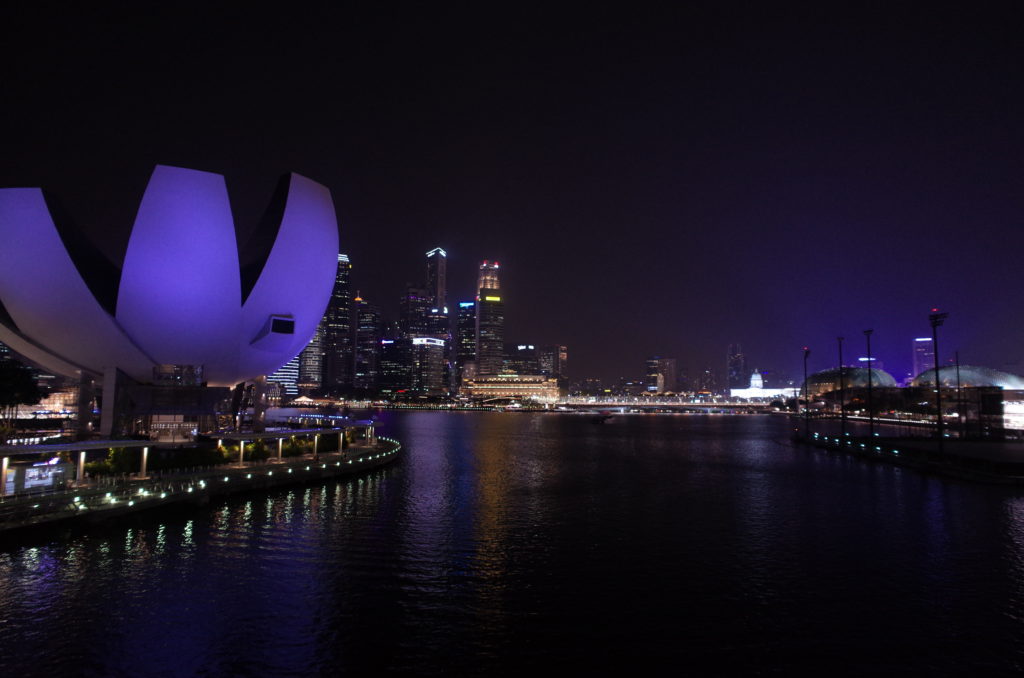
929 309 949 450
864 329 874 439
803 346 811 439
837 336 846 437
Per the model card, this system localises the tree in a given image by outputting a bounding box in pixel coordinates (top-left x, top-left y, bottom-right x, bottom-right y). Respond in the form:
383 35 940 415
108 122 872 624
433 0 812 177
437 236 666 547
0 360 42 435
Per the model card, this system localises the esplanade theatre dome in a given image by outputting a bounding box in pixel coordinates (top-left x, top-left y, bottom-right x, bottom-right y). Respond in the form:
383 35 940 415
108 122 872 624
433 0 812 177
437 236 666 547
911 365 1024 389
0 165 339 387
802 367 897 396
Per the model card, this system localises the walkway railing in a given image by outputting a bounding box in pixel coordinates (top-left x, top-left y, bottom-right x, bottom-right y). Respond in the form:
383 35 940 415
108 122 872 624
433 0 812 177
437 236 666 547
0 438 402 527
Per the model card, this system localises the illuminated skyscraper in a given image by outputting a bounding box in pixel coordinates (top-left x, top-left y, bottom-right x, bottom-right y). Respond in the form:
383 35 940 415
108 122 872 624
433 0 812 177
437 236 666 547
477 260 500 292
323 253 354 395
411 336 447 395
296 320 324 395
912 337 934 379
353 294 382 391
267 354 300 398
455 301 476 382
475 260 504 375
400 286 432 337
506 343 539 374
539 345 568 380
425 247 447 312
645 356 677 393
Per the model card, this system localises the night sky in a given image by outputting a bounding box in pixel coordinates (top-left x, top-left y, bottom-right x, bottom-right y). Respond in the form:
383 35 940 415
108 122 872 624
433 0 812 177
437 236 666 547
3 4 1022 383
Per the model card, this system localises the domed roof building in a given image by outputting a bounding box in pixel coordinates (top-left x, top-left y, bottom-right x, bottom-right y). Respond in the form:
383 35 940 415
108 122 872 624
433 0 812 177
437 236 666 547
911 365 1024 389
802 367 897 396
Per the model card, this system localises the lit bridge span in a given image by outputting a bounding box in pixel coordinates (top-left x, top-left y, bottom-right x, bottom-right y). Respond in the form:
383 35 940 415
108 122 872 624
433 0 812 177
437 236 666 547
554 398 775 412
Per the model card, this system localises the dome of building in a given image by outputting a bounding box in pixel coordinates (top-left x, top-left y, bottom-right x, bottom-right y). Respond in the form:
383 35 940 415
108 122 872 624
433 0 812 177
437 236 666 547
0 165 339 387
911 365 1024 389
801 367 897 396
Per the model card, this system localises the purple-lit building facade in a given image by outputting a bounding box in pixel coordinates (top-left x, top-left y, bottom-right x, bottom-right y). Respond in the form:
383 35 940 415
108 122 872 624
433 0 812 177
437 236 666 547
0 165 339 435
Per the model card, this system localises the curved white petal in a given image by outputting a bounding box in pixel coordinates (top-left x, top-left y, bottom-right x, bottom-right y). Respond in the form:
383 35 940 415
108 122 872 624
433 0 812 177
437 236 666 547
116 166 242 381
0 188 156 381
238 173 338 381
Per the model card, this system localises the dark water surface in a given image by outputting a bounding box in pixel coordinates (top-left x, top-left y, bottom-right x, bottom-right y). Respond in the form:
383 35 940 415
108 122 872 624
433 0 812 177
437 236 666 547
3 412 1024 676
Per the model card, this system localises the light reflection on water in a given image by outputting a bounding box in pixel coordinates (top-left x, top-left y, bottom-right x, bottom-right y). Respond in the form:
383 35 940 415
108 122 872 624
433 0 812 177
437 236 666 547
2 412 1024 675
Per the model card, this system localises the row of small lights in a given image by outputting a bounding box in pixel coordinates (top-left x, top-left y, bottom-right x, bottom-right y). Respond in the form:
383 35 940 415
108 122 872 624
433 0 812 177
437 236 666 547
48 440 403 512
811 431 904 457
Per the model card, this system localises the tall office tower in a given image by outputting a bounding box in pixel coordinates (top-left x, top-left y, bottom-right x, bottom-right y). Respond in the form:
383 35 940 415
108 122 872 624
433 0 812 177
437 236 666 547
399 285 432 337
506 343 540 374
323 253 354 395
296 320 324 396
538 345 568 379
425 247 447 311
267 354 300 398
475 260 504 375
645 357 678 393
353 295 382 391
912 337 935 379
410 337 447 395
378 337 412 395
477 260 500 292
455 301 477 381
726 343 748 389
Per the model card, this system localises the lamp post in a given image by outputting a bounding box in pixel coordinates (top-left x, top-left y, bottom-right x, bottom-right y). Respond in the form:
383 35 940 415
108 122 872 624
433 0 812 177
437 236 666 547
929 309 949 451
803 346 811 439
837 336 846 437
955 350 963 439
864 329 874 439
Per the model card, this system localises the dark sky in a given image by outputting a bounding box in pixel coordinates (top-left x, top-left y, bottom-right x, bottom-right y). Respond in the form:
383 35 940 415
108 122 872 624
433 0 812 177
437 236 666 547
3 4 1023 383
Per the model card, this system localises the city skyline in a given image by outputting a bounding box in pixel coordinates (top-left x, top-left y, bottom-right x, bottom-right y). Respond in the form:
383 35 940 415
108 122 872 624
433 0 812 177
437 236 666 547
2 5 1022 382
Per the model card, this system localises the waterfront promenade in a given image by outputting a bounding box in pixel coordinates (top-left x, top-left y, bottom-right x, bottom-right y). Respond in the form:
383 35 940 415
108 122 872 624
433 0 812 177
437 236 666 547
794 427 1024 484
0 436 402 534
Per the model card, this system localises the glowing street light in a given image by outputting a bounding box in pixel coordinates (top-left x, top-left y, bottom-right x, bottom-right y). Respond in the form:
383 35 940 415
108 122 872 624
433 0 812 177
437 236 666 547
929 309 949 450
864 329 874 439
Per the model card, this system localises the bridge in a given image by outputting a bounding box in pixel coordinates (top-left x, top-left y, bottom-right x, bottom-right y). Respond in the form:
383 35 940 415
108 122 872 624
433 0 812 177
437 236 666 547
555 398 776 413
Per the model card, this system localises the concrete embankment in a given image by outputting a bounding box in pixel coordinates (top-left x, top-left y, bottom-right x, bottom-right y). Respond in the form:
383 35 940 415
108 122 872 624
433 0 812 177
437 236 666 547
0 437 402 535
793 430 1024 485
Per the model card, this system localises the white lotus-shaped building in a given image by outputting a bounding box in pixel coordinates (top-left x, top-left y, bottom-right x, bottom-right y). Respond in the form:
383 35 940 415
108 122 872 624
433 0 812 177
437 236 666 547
0 165 339 387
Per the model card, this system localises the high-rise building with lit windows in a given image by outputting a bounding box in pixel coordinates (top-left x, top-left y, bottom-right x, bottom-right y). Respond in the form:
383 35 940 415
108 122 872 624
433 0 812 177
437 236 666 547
400 286 432 338
323 253 354 395
475 260 504 375
455 301 476 382
912 337 935 379
539 345 568 380
425 247 447 312
645 356 677 393
296 320 324 395
267 354 300 398
353 295 382 391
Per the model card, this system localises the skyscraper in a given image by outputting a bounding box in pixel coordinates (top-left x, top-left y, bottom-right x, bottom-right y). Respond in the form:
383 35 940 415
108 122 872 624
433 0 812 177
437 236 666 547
267 354 300 398
399 286 432 337
645 357 678 393
475 260 504 375
505 343 539 374
477 260 500 292
323 253 354 395
912 337 935 379
296 320 324 396
425 247 447 312
727 343 748 389
353 294 382 392
455 301 476 382
539 345 568 380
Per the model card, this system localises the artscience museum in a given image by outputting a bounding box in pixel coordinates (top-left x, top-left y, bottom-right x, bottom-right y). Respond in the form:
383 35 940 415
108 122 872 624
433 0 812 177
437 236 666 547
0 165 339 436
